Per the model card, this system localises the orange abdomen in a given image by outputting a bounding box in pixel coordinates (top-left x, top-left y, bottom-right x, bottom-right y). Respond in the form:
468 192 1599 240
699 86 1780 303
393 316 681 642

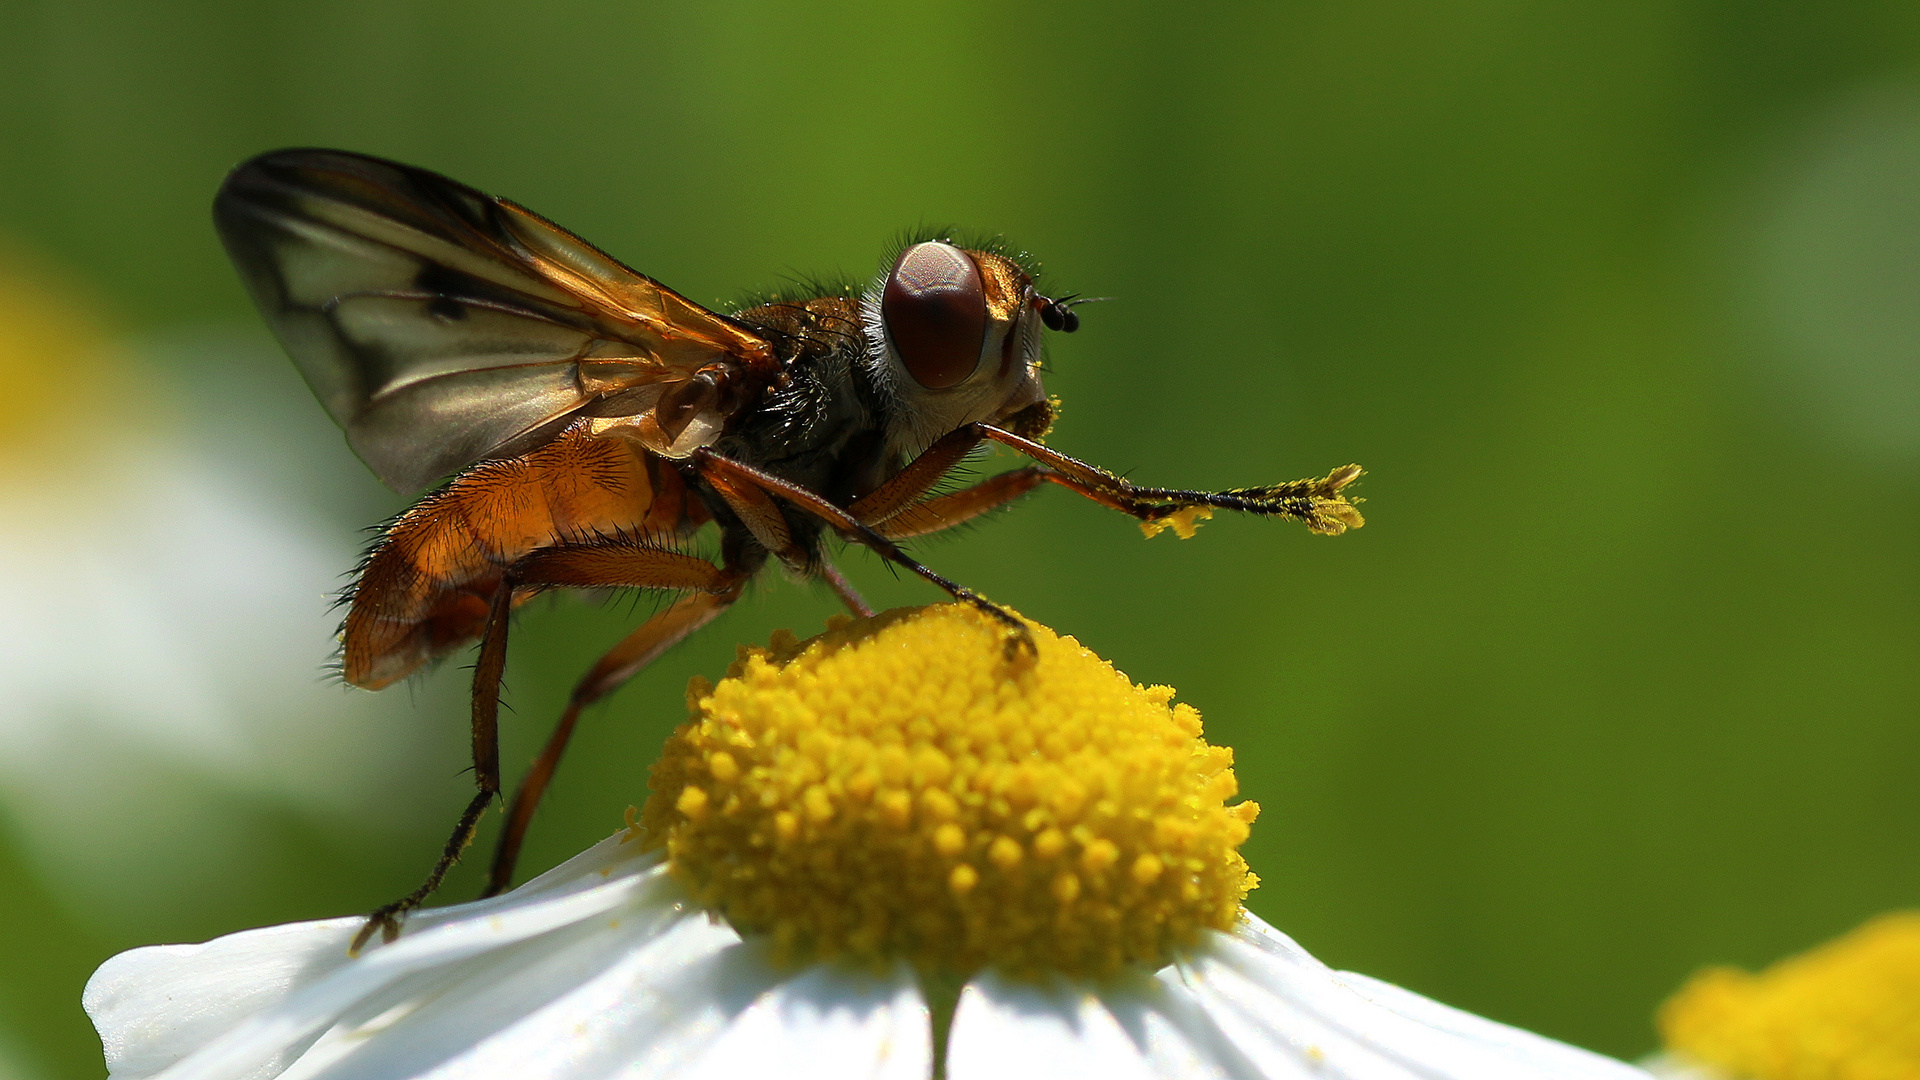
343 423 705 688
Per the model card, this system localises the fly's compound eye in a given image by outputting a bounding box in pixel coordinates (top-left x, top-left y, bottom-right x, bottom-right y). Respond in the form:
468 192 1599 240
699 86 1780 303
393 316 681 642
1038 298 1080 333
883 241 987 389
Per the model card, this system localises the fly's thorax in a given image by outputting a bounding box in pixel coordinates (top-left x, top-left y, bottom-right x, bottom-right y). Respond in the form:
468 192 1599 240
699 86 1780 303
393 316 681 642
711 297 893 499
861 242 1049 461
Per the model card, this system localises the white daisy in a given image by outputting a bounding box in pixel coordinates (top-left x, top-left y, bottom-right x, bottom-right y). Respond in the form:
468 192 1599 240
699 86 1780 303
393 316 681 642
87 605 1655 1080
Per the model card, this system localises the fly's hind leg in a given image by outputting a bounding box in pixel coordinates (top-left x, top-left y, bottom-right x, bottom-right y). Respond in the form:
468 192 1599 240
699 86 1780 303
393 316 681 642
479 540 755 897
351 578 514 956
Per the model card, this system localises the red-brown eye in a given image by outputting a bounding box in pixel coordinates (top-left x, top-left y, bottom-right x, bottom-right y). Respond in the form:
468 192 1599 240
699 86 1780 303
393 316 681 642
882 241 987 389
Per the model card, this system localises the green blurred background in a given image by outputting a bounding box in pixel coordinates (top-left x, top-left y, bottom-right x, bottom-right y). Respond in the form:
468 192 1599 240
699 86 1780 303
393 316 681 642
1 0 1916 1075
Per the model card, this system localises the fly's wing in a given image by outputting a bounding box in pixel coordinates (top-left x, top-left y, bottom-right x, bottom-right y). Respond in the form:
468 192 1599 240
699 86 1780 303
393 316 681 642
214 148 776 493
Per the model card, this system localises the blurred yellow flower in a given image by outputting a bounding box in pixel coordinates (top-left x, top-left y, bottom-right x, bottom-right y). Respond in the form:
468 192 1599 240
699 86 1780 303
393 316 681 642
1654 911 1920 1080
0 241 152 476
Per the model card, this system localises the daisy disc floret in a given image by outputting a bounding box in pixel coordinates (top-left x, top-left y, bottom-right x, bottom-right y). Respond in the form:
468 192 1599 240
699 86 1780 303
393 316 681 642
639 603 1258 979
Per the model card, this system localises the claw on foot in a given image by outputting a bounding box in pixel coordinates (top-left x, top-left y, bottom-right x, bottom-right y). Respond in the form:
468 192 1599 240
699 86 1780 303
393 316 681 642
1278 464 1366 535
955 592 1036 671
1001 624 1039 669
348 905 409 957
1307 463 1365 534
1322 463 1364 492
1308 500 1366 534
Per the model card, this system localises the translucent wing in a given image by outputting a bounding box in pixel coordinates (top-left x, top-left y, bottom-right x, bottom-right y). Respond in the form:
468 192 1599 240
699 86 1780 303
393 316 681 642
214 148 776 493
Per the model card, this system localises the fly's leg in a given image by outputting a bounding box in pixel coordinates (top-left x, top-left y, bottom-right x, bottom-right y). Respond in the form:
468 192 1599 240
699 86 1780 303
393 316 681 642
815 555 873 618
869 469 1050 539
975 424 1365 536
479 540 755 897
480 596 732 896
848 421 1360 538
843 425 993 528
350 578 513 956
693 450 1036 662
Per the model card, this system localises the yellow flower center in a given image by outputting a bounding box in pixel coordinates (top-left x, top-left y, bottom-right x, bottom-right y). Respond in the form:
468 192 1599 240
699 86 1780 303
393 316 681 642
1659 911 1920 1080
0 248 149 469
639 604 1259 979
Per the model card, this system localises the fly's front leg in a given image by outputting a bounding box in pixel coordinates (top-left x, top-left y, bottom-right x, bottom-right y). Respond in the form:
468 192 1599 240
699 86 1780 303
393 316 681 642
694 450 1036 663
872 468 1049 539
844 425 990 528
840 424 1055 539
977 424 1366 537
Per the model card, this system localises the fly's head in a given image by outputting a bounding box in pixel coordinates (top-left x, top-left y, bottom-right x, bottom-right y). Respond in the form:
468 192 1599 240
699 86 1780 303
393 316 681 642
861 239 1081 454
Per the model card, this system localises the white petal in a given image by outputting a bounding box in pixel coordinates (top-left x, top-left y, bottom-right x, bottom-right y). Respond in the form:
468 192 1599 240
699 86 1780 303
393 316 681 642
86 916 363 1080
271 888 731 1080
280 931 927 1080
91 835 667 1080
947 912 1653 1080
645 956 930 1080
946 968 1256 1080
1638 1053 1730 1080
1164 911 1652 1080
87 833 932 1080
1331 970 1643 1077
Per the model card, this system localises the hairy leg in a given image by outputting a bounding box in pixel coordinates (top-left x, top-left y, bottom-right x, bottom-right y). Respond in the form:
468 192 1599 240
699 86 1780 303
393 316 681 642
872 468 1049 539
351 579 514 955
478 541 756 896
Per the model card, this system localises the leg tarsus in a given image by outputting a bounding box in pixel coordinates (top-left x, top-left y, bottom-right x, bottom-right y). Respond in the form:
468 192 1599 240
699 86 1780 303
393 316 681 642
350 787 495 955
946 584 1034 666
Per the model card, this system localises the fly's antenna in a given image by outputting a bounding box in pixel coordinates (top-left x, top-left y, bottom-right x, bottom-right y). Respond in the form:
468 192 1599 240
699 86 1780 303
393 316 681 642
1037 293 1114 333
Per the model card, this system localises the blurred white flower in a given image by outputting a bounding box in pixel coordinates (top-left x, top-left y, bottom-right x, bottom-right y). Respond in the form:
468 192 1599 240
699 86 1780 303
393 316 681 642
1641 1056 1727 1080
0 250 446 929
1741 77 1920 463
